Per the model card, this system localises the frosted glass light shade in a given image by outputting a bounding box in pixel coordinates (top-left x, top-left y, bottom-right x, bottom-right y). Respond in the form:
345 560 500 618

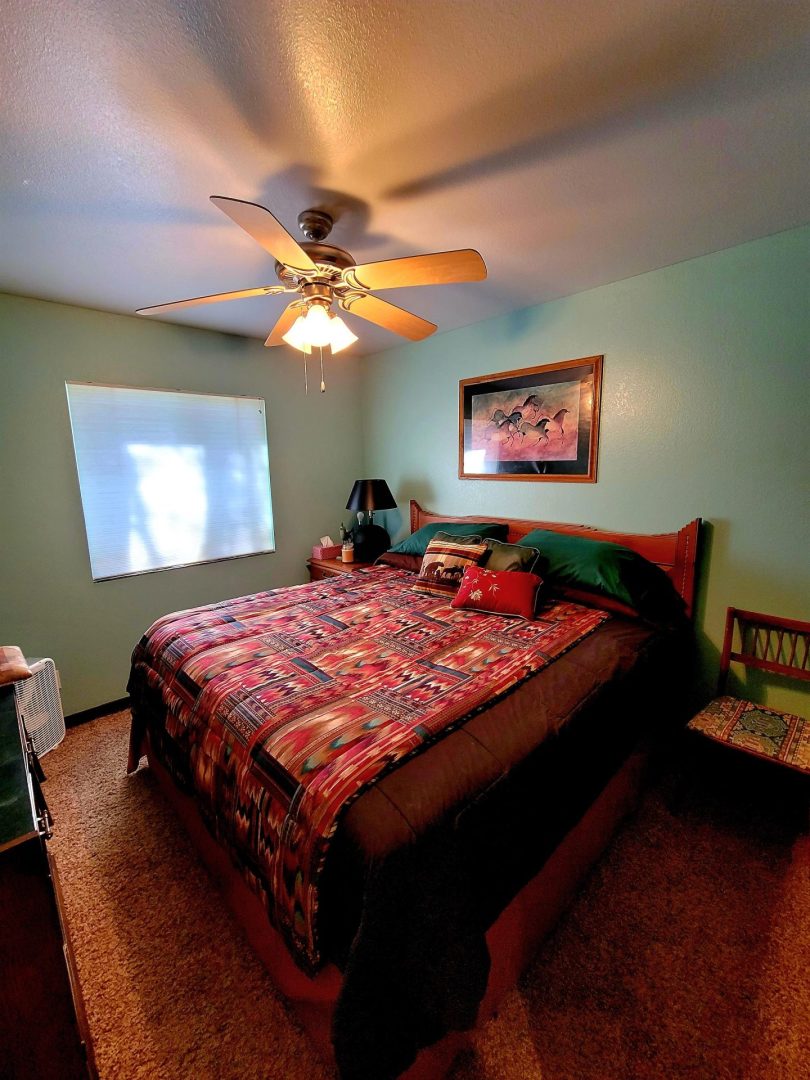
282 314 310 351
328 315 358 354
303 303 332 346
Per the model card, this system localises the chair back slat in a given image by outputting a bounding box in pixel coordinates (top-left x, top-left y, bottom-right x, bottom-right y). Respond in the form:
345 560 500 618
719 607 810 692
787 630 802 670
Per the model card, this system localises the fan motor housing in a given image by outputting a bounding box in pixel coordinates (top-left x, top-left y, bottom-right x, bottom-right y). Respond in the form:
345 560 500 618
275 243 355 286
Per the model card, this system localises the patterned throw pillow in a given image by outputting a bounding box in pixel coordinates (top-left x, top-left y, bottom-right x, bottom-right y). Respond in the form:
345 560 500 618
412 534 488 598
451 565 544 620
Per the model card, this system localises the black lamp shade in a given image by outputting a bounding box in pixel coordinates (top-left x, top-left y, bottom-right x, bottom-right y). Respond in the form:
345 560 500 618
345 479 396 513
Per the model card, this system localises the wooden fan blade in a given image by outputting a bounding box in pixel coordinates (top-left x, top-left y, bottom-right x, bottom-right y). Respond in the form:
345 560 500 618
341 293 437 340
137 286 283 316
346 249 486 291
211 196 318 274
265 302 301 346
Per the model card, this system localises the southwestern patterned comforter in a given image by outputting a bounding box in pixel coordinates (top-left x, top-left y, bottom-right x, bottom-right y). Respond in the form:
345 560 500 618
128 565 674 1078
129 565 606 966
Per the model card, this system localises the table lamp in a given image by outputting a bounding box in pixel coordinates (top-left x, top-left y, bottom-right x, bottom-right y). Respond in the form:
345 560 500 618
346 479 397 562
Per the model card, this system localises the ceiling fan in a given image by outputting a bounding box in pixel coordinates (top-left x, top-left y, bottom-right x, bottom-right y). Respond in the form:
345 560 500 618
137 196 488 356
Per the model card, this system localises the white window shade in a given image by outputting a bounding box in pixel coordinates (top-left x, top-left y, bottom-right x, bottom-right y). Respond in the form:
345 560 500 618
66 383 275 581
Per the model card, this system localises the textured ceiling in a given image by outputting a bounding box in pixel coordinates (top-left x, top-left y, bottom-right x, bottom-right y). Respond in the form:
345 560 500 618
2 0 809 355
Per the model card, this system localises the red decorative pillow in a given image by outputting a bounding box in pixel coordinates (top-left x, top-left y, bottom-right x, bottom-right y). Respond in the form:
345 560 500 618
451 565 543 620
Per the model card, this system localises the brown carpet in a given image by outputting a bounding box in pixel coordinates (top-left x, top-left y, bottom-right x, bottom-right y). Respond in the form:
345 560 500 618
46 710 808 1080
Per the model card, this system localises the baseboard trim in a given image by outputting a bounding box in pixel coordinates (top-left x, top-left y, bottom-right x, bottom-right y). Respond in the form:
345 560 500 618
65 697 130 727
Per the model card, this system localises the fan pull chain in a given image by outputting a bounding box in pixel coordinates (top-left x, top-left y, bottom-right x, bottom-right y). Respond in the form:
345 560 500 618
303 351 309 395
319 346 326 393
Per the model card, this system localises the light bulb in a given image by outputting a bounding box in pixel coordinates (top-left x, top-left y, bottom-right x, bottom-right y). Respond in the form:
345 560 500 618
282 314 310 352
303 303 332 347
328 315 358 355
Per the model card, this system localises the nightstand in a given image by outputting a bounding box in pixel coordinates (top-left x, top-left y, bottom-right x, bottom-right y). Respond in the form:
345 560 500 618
307 557 374 582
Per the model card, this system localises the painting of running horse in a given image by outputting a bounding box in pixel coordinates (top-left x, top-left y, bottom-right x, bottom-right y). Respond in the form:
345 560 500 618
459 355 603 482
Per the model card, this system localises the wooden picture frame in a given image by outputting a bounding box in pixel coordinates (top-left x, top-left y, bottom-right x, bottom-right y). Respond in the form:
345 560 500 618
459 355 603 482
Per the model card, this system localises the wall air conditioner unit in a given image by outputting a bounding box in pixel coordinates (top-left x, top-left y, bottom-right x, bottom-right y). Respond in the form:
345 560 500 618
14 658 66 757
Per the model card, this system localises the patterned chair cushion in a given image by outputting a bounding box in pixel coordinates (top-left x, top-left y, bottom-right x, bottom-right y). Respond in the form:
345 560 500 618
687 695 809 774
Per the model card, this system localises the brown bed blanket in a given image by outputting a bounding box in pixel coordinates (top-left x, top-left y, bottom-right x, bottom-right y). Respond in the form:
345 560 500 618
324 618 674 1078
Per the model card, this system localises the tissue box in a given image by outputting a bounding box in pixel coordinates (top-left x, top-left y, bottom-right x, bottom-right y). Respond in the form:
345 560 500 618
312 544 342 560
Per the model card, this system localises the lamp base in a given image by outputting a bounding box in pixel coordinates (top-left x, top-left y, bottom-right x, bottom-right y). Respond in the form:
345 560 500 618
352 523 391 563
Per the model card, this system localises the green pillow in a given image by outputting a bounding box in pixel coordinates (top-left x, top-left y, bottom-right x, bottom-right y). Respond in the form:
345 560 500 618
482 538 541 573
517 528 683 620
389 520 508 557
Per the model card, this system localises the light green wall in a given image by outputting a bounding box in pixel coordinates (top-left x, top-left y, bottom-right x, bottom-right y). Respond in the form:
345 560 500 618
0 294 363 713
361 226 810 713
2 228 808 716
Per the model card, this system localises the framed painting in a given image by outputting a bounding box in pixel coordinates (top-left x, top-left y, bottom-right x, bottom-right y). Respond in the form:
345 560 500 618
459 355 603 482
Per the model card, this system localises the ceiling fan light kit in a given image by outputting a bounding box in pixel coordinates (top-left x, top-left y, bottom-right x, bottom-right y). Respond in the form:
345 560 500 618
282 305 358 355
136 196 487 389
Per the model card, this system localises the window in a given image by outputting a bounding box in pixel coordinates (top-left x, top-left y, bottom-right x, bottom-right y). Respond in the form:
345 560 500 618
66 383 275 581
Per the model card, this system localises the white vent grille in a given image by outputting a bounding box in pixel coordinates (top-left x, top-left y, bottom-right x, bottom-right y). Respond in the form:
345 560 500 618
15 658 65 757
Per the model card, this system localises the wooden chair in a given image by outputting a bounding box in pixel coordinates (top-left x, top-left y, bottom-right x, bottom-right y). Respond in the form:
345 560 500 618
687 608 810 774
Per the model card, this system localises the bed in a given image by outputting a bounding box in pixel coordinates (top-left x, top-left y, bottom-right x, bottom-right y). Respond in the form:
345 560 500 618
127 500 701 1080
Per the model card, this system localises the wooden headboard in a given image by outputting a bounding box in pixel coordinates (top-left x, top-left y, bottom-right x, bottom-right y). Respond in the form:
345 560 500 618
410 500 702 619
